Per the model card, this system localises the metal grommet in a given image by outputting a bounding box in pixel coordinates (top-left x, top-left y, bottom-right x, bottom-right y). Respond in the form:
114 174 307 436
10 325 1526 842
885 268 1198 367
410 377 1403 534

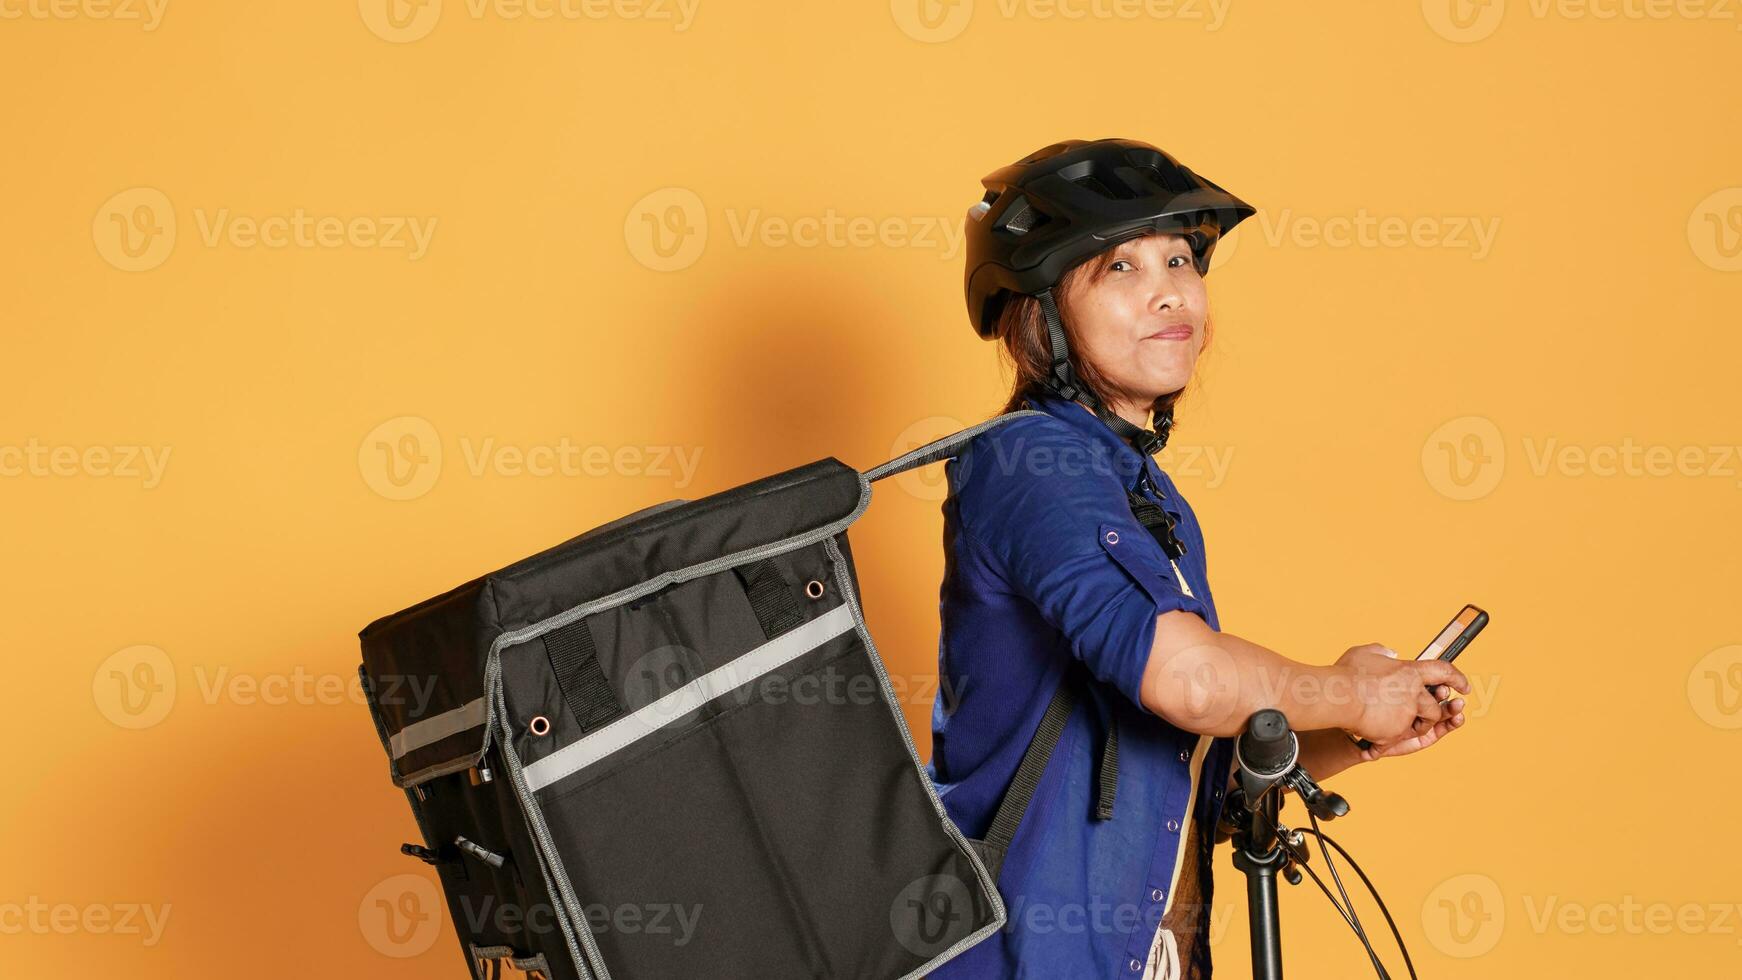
1105 530 1119 545
529 715 551 737
805 579 825 599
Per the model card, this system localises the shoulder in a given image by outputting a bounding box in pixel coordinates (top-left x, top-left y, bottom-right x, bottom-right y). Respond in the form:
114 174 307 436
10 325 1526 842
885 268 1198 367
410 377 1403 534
950 414 1130 542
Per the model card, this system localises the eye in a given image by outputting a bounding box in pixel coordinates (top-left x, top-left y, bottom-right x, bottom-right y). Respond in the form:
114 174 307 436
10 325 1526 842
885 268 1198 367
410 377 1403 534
1109 258 1137 272
1167 253 1192 269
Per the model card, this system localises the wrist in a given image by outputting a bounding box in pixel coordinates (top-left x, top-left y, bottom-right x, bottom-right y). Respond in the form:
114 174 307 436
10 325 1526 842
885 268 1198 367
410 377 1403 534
1297 662 1364 732
1301 728 1367 781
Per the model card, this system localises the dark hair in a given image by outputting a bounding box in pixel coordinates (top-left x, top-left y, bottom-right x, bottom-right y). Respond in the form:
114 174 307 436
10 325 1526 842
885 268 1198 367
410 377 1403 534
992 231 1215 427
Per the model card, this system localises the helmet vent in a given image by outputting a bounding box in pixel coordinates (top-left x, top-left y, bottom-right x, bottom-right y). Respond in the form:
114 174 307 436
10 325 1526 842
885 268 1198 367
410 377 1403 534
997 196 1049 236
1135 163 1193 195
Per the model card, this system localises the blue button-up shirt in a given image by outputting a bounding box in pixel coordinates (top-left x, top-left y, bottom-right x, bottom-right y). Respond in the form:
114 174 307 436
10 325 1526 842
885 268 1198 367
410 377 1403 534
925 388 1236 979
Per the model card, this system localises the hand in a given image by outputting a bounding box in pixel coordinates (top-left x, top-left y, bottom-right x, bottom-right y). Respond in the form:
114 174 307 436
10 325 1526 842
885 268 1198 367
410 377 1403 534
1357 686 1468 762
1335 643 1470 746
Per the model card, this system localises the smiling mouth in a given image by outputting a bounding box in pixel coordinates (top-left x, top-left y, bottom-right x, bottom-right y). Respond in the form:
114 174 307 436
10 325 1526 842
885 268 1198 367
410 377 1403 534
1144 326 1194 341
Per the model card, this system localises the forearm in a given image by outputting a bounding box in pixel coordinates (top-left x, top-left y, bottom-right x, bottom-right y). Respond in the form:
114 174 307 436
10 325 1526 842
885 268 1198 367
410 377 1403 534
1139 610 1363 737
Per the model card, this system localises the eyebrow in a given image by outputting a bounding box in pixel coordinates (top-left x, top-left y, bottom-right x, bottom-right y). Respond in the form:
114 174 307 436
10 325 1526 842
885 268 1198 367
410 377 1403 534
1109 236 1188 258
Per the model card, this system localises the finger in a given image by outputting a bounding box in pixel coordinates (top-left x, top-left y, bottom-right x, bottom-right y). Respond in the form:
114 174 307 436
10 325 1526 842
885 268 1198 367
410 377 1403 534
1416 688 1448 723
1415 659 1470 693
1382 733 1431 758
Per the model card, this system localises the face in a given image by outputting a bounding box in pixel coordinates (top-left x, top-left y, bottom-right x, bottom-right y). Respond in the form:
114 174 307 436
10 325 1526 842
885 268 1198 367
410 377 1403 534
1058 231 1207 420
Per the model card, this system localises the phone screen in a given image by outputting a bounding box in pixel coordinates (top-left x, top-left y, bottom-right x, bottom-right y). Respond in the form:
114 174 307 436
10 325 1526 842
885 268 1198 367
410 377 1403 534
1417 604 1487 663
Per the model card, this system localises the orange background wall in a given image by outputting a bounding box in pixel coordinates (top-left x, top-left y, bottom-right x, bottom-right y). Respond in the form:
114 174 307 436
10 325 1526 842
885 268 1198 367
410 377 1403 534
3 1 1740 976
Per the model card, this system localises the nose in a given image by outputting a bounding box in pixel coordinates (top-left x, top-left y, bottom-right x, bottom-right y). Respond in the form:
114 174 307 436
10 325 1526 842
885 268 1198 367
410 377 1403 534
1149 269 1186 313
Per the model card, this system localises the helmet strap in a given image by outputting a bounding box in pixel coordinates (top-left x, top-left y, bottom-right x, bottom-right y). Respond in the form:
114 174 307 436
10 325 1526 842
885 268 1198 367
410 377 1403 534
1035 289 1172 456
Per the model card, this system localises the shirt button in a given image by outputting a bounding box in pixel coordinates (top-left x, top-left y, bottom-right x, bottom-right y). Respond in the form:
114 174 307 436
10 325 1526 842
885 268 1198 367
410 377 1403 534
1167 819 1180 833
1105 530 1120 545
1152 888 1165 902
1129 958 1143 972
1178 749 1190 762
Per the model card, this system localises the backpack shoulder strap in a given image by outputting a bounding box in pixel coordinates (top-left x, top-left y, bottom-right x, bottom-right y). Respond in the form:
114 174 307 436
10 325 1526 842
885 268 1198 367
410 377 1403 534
861 410 1049 484
967 663 1119 881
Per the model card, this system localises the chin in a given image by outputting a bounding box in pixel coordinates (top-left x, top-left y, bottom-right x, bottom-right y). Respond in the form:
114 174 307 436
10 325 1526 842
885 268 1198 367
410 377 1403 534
1130 361 1194 400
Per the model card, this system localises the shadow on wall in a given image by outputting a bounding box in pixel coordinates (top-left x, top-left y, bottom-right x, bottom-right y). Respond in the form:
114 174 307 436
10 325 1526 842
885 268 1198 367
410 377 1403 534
665 253 896 491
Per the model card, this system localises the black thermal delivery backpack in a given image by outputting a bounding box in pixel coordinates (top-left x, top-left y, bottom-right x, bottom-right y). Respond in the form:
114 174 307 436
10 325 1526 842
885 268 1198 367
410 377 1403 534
357 410 1123 980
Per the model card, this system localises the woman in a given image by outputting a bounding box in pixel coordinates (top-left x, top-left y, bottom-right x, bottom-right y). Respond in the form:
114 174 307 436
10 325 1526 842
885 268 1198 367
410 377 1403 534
924 138 1471 979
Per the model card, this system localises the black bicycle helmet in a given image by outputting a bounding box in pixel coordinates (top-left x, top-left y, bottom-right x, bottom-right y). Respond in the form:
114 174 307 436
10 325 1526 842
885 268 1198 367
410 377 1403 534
963 137 1256 454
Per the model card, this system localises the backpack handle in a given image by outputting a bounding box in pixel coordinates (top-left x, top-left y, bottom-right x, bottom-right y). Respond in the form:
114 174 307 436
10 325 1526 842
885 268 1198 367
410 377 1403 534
861 410 1048 484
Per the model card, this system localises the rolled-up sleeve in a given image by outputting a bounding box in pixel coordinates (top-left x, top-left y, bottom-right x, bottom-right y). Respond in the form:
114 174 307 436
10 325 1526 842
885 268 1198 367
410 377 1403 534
959 422 1215 717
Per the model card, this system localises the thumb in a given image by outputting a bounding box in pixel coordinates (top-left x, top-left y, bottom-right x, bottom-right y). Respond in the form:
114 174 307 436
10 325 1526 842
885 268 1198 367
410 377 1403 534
1380 646 1398 659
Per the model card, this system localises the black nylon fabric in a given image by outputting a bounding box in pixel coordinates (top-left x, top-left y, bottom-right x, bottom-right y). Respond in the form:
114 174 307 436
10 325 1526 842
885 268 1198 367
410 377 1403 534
358 452 1004 979
358 457 865 788
509 544 996 977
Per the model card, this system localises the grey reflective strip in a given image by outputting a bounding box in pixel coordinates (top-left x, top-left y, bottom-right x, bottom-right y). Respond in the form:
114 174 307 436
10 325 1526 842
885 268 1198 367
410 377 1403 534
390 697 488 760
523 602 856 793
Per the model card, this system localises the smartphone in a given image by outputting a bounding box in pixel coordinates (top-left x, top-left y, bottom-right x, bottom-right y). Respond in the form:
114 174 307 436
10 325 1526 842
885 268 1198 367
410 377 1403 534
1348 604 1488 752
